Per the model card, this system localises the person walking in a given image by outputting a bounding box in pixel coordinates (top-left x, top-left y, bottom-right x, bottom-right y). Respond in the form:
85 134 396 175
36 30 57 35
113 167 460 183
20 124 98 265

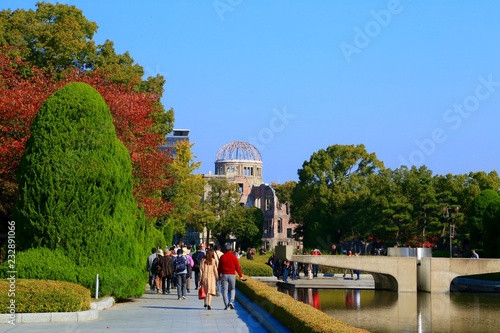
146 248 157 291
471 249 479 259
214 244 224 296
154 249 164 293
218 243 244 310
343 250 354 279
192 244 206 290
200 248 218 310
311 248 322 277
282 259 290 282
290 260 298 280
184 246 194 293
173 248 188 300
159 249 173 294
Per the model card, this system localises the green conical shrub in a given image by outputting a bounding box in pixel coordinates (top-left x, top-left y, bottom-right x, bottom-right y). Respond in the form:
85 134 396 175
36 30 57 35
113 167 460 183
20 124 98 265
14 82 145 298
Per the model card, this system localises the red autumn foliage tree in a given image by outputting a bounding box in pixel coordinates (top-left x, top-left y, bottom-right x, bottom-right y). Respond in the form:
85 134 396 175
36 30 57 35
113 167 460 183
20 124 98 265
78 71 175 220
0 52 58 222
0 48 174 223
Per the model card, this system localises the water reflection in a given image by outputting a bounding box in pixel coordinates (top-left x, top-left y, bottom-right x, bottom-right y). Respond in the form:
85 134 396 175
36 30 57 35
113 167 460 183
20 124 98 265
278 287 500 333
344 290 360 309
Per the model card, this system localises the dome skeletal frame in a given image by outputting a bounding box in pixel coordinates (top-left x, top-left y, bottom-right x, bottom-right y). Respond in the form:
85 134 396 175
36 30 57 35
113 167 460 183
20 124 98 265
215 141 262 162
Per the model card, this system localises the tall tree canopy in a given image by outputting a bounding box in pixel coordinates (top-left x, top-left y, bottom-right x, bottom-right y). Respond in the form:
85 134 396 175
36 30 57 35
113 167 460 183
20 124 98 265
161 140 205 243
0 2 142 83
203 178 241 245
286 140 500 252
482 199 500 257
291 144 384 249
379 166 442 247
467 189 500 250
271 181 296 208
199 178 263 246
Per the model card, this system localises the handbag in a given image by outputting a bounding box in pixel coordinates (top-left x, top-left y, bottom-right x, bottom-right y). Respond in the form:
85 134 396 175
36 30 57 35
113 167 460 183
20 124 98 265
198 285 206 300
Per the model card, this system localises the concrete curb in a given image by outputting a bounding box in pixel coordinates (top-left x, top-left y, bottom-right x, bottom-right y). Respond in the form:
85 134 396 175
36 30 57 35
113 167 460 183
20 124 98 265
236 290 291 333
0 297 114 324
91 296 115 310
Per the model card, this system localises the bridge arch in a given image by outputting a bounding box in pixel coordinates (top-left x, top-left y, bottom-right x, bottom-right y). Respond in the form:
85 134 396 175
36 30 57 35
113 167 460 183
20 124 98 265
290 254 500 293
291 255 416 292
420 257 500 293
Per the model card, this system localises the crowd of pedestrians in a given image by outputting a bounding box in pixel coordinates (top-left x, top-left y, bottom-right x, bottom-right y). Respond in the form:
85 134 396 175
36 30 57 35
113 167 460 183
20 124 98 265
147 242 378 310
145 242 244 311
264 244 367 281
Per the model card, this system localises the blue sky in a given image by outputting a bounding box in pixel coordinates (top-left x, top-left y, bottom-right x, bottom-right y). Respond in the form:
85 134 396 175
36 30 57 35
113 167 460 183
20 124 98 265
4 1 500 184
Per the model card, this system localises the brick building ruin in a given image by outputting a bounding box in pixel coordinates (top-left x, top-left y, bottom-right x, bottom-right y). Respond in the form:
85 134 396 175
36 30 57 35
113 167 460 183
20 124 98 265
200 141 300 250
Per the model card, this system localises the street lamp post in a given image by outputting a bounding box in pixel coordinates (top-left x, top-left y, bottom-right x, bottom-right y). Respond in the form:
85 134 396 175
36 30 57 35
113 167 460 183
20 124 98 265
447 207 460 258
449 222 453 258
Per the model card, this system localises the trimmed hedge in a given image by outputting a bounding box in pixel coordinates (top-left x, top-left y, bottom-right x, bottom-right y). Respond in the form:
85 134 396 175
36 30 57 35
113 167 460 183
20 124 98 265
2 248 78 283
0 247 146 299
0 279 90 313
237 277 369 333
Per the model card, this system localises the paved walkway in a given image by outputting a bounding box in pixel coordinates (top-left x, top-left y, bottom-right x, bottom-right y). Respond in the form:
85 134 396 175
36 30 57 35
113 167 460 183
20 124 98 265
0 288 281 333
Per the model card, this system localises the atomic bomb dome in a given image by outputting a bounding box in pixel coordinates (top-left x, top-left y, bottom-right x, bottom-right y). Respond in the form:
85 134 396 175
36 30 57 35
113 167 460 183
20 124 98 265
214 141 262 186
215 141 262 162
195 140 298 251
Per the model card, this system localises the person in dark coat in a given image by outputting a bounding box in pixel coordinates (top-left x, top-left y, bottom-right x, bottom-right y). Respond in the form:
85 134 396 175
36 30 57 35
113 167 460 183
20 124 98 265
191 244 206 290
159 249 174 294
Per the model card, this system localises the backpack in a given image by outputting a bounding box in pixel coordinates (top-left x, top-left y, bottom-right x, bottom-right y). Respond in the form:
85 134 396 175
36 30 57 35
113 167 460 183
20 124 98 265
175 255 186 273
151 257 160 274
193 252 204 269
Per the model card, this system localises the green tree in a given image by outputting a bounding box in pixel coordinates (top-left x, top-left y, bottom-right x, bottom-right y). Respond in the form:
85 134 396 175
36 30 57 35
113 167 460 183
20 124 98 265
291 144 384 248
0 3 141 82
14 82 147 298
203 178 241 245
161 140 205 244
232 206 264 249
467 189 500 250
271 181 296 207
482 200 500 258
401 166 440 246
377 168 413 245
202 177 263 246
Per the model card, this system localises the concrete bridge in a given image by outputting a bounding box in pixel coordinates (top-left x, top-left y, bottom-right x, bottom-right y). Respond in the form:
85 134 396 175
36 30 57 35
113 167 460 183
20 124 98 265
291 254 500 293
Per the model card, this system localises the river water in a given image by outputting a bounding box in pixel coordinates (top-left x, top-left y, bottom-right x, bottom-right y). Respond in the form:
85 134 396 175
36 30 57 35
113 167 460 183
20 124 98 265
278 287 500 333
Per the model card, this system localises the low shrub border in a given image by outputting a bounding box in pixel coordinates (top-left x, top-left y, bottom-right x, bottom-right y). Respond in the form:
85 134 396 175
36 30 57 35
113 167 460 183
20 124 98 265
0 279 91 313
236 277 369 333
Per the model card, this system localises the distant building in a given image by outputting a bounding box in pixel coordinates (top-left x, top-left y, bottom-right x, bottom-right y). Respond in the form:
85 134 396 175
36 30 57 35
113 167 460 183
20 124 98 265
201 141 300 250
159 129 190 158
